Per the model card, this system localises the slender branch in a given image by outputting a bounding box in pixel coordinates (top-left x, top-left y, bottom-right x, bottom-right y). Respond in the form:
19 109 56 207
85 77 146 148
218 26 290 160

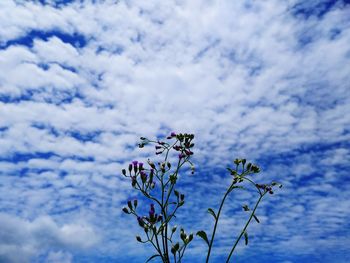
225 193 264 263
153 228 165 262
205 181 235 263
179 244 187 262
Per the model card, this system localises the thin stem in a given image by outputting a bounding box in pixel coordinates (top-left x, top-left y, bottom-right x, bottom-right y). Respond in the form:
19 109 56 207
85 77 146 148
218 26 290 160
162 158 183 262
179 244 187 262
225 193 264 263
160 176 167 261
146 230 165 262
153 228 165 262
205 182 234 263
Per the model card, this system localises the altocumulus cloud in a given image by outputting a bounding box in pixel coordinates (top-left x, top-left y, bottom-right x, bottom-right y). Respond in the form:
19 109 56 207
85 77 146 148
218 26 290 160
0 213 98 263
0 0 349 262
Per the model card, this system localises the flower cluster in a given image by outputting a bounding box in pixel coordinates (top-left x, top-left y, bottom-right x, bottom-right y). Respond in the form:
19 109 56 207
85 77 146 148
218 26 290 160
121 132 282 263
121 160 155 190
137 204 163 230
121 132 196 262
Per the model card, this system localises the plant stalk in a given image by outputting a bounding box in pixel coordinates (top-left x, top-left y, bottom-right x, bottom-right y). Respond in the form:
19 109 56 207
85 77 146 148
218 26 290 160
225 194 264 262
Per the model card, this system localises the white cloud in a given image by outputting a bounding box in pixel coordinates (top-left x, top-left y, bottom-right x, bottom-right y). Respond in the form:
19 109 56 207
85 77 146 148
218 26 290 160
0 213 98 263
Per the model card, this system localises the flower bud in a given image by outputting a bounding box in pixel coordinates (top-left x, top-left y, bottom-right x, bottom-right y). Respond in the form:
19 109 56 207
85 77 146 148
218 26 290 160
128 164 132 172
180 194 185 201
122 207 129 214
180 230 186 241
251 165 260 173
150 204 155 214
127 200 133 210
171 243 180 254
172 226 177 233
149 169 154 183
139 162 144 170
170 175 177 184
148 159 155 169
136 236 142 242
246 163 252 171
133 199 138 209
137 217 144 227
122 169 126 176
140 171 147 183
173 145 181 151
242 205 250 211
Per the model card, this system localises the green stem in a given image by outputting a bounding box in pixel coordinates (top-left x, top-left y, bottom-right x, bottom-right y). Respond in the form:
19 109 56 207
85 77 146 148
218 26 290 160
179 244 187 262
153 228 165 262
205 182 235 263
225 194 264 263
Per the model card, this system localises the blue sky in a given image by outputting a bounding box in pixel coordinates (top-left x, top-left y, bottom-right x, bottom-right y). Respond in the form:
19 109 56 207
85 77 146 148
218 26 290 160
0 0 349 262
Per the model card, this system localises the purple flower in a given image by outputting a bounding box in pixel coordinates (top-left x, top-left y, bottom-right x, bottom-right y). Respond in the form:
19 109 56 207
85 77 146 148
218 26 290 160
140 171 147 182
171 132 176 137
149 204 155 215
132 160 138 166
139 162 144 169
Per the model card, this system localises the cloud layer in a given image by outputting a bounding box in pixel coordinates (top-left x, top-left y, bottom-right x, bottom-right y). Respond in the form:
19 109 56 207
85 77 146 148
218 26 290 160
0 0 349 262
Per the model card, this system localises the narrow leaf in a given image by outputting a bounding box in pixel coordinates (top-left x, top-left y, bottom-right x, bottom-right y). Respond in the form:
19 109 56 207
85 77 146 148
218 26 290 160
146 254 161 262
196 230 210 246
244 231 248 245
242 205 250 211
253 214 260 223
207 208 217 220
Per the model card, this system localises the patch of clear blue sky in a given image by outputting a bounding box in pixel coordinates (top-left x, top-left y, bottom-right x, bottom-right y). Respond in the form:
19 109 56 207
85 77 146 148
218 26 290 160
291 0 349 19
0 29 87 49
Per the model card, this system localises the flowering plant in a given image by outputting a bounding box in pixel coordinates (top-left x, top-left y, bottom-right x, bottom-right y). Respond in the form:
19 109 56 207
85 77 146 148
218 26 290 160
121 132 282 262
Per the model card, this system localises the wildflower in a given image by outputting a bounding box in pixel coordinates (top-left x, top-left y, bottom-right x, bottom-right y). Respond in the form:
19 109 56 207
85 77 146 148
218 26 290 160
149 204 155 216
140 171 147 183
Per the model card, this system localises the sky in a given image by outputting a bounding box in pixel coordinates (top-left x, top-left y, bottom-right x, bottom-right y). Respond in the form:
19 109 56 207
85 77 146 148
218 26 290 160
0 0 349 262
